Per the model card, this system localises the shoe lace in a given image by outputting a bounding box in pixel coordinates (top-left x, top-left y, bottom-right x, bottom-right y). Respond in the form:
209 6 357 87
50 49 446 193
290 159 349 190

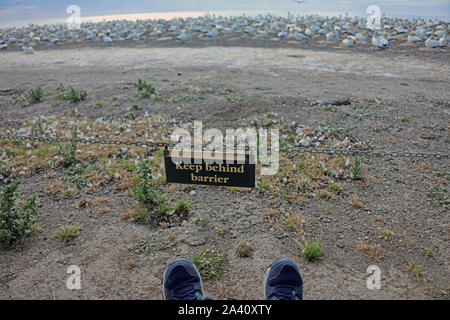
270 286 301 300
168 284 202 300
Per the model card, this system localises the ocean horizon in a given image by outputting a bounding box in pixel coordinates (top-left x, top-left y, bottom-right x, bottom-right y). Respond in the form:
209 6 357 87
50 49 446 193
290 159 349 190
1 8 449 29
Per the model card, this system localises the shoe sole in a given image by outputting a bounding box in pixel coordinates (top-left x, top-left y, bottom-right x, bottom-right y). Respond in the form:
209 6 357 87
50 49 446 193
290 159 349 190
162 257 204 300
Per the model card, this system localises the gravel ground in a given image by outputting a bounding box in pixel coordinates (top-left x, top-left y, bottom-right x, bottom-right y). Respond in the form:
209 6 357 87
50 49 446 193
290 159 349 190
0 37 449 300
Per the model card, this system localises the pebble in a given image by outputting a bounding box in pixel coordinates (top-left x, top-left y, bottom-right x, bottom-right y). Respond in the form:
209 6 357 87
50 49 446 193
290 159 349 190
299 138 310 147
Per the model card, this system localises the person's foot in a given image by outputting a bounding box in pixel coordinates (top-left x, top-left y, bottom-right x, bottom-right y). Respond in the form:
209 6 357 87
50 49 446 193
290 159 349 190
263 258 303 300
162 258 204 300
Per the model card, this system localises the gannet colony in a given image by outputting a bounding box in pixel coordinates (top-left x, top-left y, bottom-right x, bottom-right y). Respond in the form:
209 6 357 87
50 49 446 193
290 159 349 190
0 14 449 53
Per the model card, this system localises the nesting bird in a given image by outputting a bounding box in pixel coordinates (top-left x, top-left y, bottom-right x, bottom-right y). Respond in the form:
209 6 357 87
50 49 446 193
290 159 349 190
22 44 34 54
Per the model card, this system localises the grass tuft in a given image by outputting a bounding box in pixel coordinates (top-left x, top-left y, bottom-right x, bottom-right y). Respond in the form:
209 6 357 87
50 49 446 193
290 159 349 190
192 249 226 280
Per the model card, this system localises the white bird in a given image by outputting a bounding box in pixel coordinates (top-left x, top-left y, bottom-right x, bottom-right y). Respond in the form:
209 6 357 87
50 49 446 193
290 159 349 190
294 32 308 41
425 36 442 48
205 31 217 38
355 30 367 43
372 31 385 48
176 32 191 43
257 30 268 38
342 36 355 47
326 31 336 42
0 44 7 50
22 45 34 54
439 36 447 47
86 33 96 40
103 36 113 45
380 31 390 47
407 31 422 43
277 31 287 39
304 27 313 36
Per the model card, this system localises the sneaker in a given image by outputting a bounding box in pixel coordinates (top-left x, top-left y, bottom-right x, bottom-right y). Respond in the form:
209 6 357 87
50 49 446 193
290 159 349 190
162 258 204 300
262 258 303 300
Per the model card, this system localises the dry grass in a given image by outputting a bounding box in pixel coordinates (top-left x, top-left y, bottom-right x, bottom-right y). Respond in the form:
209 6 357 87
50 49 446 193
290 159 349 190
378 228 394 241
55 224 82 243
349 197 363 209
115 175 135 190
263 208 279 222
29 223 44 235
97 207 112 215
120 209 134 220
217 282 230 298
278 212 307 234
124 258 137 270
357 242 386 261
235 239 255 258
407 260 424 279
46 179 78 198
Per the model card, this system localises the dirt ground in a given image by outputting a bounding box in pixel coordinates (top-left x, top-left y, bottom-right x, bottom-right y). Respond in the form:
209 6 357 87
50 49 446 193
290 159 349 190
0 37 449 300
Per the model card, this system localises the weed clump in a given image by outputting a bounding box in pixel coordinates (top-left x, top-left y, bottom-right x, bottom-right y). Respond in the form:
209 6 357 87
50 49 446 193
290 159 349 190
133 79 156 98
235 240 255 257
58 127 78 167
302 241 324 263
129 160 189 226
59 86 87 102
428 183 448 211
55 224 82 242
192 249 226 280
0 180 38 246
11 86 43 107
350 155 362 180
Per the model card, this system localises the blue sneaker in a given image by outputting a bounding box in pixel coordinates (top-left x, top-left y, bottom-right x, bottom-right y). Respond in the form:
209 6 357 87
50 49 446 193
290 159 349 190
263 258 303 300
162 258 204 300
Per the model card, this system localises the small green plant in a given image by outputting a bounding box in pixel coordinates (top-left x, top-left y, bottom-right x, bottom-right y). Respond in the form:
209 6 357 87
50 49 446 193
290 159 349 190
0 180 38 246
329 182 340 191
235 240 255 257
423 248 435 258
11 86 43 107
26 86 43 105
155 203 173 219
302 241 324 263
55 224 82 243
258 179 269 190
279 190 289 202
350 155 362 180
226 93 245 102
58 127 78 167
194 216 209 226
398 115 411 122
217 227 228 235
129 160 188 226
130 160 160 205
133 79 156 98
59 86 87 102
175 200 190 214
94 102 104 109
407 260 423 279
428 183 448 211
192 249 226 280
0 160 4 176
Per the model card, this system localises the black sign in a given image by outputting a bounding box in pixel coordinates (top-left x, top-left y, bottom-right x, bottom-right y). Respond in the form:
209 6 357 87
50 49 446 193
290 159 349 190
164 150 255 188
